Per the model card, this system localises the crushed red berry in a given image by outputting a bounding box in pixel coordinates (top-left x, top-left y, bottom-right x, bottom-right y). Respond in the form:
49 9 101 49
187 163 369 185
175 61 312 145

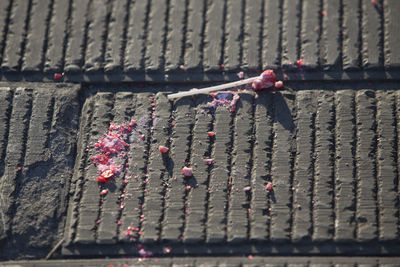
158 145 169 153
266 182 273 191
207 131 215 137
182 166 193 177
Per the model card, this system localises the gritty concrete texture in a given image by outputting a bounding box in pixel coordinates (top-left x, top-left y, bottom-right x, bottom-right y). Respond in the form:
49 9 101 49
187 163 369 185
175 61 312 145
1 256 400 267
0 0 398 82
0 83 81 260
57 83 400 257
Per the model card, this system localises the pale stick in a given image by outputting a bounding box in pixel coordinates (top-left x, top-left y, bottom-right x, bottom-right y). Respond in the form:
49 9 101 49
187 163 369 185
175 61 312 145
167 77 258 99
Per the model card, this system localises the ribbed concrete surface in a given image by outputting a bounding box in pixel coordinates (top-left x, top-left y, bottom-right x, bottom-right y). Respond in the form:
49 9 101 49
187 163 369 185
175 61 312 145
63 85 400 256
1 256 400 267
0 83 80 259
0 0 399 81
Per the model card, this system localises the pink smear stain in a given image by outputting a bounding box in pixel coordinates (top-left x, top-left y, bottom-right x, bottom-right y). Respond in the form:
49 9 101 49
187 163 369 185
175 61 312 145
158 145 169 153
205 158 214 165
182 166 193 177
266 182 273 192
91 119 138 183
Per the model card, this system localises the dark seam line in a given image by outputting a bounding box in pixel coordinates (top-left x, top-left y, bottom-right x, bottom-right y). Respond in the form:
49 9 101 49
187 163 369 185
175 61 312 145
267 92 276 240
40 0 55 71
204 97 215 241
238 0 245 68
0 0 14 67
179 0 189 67
70 95 95 243
266 93 274 240
18 0 33 71
94 93 116 242
141 0 151 69
60 0 73 73
0 89 14 179
358 0 363 68
373 92 380 239
80 0 93 71
338 0 344 69
180 101 194 241
199 0 208 70
160 0 170 70
331 92 337 240
219 0 228 69
99 0 113 71
277 0 283 68
394 92 400 239
158 99 174 241
353 91 359 240
379 0 385 66
297 0 303 61
8 90 33 239
258 0 265 70
225 105 236 241
43 96 55 150
317 0 323 68
289 94 297 241
115 94 137 240
309 97 317 238
119 0 131 71
247 94 256 240
136 94 155 240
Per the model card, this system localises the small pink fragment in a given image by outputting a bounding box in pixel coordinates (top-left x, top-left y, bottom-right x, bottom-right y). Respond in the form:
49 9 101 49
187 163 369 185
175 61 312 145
17 167 22 171
185 185 191 191
248 255 253 260
53 73 62 81
243 186 251 191
205 158 214 165
100 189 108 195
321 10 326 15
179 65 185 70
252 78 263 91
220 64 225 68
207 131 215 137
296 59 303 67
266 182 273 191
171 122 176 126
182 166 193 177
158 145 169 153
141 134 145 140
118 220 122 225
237 71 244 79
164 247 172 253
371 0 378 6
275 81 284 89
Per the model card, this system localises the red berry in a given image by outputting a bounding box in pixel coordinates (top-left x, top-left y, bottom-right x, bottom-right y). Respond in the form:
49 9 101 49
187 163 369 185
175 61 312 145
207 131 215 137
275 81 284 89
97 176 107 182
260 69 276 83
182 166 193 177
100 189 108 195
296 59 303 67
158 145 169 153
266 182 273 191
54 73 62 81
